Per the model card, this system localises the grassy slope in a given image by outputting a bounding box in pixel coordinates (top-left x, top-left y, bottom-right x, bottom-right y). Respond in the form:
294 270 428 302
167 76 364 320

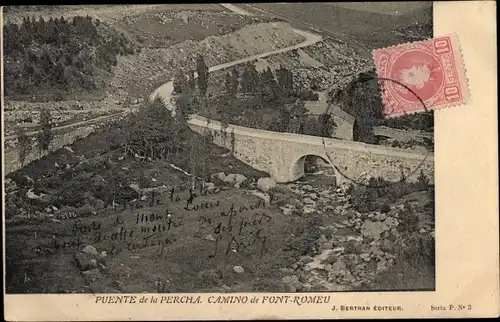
253 3 432 49
5 123 305 293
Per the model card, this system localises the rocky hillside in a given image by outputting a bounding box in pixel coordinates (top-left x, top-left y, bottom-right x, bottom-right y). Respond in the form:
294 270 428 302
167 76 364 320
110 22 305 104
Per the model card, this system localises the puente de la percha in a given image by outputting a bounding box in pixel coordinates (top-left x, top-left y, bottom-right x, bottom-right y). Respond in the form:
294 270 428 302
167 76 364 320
187 115 434 184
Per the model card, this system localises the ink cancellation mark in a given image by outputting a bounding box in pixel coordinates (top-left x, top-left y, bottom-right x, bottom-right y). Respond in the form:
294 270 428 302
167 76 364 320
373 34 470 117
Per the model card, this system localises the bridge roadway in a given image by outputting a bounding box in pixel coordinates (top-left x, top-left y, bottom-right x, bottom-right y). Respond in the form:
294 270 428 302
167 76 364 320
187 115 434 184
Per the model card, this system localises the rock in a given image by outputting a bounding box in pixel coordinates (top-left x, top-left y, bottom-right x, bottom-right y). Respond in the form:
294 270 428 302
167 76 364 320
331 260 347 272
129 183 141 193
250 191 271 206
89 259 98 268
302 184 313 191
233 266 245 274
257 177 276 192
304 261 324 272
303 205 315 214
54 162 60 168
360 253 371 261
344 240 363 254
82 245 99 256
5 178 18 193
204 182 216 191
419 228 426 233
361 221 389 240
299 256 314 264
225 173 247 187
151 178 157 182
303 197 315 204
377 263 388 273
74 252 95 271
118 156 125 161
374 213 387 221
205 234 216 242
214 172 226 182
282 275 299 284
384 217 399 228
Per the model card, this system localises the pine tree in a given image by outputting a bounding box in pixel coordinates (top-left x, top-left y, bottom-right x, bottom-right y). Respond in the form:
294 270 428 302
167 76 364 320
196 55 209 96
37 109 53 154
231 69 239 97
173 69 187 94
224 72 233 97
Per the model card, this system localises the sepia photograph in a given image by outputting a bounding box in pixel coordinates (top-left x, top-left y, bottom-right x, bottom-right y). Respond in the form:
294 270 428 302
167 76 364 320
4 2 438 295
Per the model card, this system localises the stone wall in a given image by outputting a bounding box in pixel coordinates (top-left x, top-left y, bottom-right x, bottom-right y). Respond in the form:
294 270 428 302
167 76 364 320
188 115 434 184
4 126 95 175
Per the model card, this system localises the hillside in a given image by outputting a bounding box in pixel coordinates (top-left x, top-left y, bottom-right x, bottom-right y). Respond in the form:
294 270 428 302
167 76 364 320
253 2 433 49
3 16 136 101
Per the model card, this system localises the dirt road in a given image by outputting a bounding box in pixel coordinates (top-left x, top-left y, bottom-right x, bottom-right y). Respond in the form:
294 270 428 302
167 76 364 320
149 4 323 109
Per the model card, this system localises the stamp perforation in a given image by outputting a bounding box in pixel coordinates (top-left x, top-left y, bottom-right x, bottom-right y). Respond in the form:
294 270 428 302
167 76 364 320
372 33 471 118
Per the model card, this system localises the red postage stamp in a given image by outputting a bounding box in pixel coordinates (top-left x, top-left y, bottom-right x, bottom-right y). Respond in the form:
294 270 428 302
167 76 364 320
372 34 470 118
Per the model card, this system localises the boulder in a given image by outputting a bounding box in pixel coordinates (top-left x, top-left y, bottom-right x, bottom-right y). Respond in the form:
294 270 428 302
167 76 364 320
233 266 245 274
360 221 389 240
214 172 226 182
5 178 18 193
82 245 99 256
204 182 216 191
74 252 95 271
257 177 277 192
225 173 247 188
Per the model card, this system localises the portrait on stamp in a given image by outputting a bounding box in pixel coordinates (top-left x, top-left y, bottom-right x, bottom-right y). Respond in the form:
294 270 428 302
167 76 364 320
3 3 436 296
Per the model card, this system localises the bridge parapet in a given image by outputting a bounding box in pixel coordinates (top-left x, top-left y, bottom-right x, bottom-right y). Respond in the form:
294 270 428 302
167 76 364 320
187 115 434 184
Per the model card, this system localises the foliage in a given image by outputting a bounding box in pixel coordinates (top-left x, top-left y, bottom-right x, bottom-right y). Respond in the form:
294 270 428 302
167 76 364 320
16 127 32 166
4 15 135 100
349 176 430 213
36 109 53 154
173 69 188 94
384 110 434 132
125 97 186 160
204 64 334 138
329 69 434 142
196 54 209 96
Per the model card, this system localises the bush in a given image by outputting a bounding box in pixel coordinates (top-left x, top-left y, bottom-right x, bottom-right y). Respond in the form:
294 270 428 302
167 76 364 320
283 215 323 258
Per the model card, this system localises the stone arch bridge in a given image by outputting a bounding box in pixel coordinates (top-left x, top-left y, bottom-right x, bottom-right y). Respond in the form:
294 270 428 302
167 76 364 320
187 115 434 184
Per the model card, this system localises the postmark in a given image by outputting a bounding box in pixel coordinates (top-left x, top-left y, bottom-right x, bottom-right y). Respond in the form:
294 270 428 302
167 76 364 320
372 34 470 117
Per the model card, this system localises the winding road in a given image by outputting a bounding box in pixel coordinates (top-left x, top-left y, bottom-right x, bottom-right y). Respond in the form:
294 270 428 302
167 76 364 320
149 3 323 109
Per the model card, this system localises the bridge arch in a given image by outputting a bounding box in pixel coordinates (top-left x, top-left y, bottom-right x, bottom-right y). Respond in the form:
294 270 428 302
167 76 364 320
291 154 330 181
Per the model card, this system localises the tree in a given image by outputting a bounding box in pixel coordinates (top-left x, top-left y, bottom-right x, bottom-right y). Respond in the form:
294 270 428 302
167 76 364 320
37 109 53 155
187 130 213 190
276 65 294 97
16 127 32 166
188 70 196 91
231 69 239 98
196 55 209 96
173 69 188 94
224 72 233 98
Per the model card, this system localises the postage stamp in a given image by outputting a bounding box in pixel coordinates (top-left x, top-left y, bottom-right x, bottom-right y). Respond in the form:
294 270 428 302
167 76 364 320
372 34 470 117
